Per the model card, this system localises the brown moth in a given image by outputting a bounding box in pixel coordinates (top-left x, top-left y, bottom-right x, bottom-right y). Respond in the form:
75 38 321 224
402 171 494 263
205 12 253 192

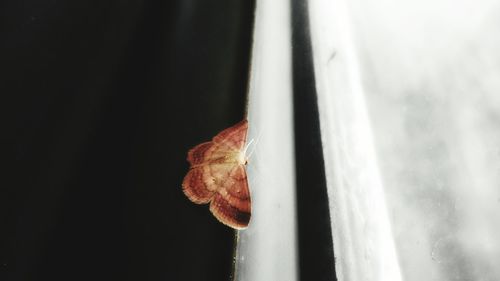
182 120 251 229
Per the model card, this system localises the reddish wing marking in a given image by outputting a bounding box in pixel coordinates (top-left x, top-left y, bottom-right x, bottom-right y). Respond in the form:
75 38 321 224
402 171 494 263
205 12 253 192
182 119 251 229
182 166 215 204
213 119 248 150
187 142 213 166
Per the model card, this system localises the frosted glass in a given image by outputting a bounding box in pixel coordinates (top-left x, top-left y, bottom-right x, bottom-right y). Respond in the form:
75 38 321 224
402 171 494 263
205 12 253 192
309 0 500 280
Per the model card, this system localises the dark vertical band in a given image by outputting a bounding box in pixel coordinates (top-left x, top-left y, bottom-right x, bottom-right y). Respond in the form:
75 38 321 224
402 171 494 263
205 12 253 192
291 1 337 280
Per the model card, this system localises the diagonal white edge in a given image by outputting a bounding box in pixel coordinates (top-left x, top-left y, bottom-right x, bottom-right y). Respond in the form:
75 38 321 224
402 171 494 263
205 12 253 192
308 0 402 280
233 0 297 280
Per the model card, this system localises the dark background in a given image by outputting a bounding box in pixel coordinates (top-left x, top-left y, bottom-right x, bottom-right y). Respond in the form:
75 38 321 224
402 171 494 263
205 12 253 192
1 1 254 280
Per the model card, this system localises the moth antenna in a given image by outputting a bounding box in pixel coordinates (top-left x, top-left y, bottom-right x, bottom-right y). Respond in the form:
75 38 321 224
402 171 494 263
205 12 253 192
243 138 254 155
245 130 261 160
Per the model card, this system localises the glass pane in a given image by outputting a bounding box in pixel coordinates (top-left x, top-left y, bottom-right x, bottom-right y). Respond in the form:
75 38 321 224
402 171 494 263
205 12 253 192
309 0 500 280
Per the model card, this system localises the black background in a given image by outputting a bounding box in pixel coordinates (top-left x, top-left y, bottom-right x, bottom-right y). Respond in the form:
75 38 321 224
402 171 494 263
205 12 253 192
1 1 255 280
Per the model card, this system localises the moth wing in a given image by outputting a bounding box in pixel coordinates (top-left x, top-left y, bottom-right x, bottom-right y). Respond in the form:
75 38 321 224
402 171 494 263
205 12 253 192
187 142 211 165
212 119 248 150
187 141 240 166
183 119 251 229
209 165 251 229
182 166 218 204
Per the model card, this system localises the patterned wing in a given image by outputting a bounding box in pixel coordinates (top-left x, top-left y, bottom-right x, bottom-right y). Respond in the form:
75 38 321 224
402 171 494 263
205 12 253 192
209 165 251 229
187 142 213 166
186 120 247 166
213 119 248 150
187 142 232 166
182 165 217 204
182 119 251 229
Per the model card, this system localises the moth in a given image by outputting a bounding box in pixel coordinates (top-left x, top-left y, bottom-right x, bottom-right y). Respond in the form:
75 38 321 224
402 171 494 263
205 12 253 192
182 119 251 229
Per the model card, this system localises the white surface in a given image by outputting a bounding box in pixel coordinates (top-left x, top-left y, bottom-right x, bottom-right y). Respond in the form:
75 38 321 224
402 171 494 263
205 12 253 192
309 0 402 280
234 0 297 280
310 0 500 280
